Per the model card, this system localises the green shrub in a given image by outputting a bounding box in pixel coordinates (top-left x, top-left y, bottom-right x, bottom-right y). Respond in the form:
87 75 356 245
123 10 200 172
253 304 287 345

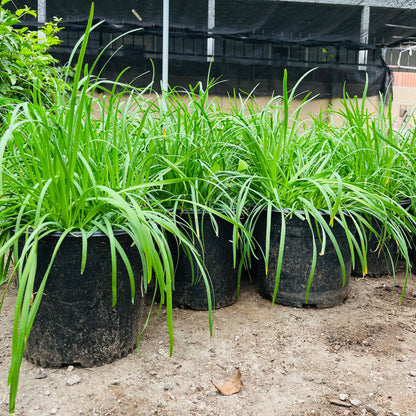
0 0 64 122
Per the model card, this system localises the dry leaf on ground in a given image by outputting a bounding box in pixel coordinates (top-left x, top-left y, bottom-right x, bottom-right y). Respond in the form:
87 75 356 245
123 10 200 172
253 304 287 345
211 368 243 396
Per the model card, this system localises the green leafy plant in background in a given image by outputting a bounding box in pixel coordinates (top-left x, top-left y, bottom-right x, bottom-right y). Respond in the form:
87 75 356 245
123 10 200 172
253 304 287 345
335 83 416 201
327 84 416 275
0 0 65 124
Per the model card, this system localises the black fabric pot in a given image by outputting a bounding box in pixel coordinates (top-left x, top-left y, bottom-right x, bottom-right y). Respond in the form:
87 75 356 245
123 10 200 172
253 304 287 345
19 231 144 368
254 210 352 308
168 211 239 310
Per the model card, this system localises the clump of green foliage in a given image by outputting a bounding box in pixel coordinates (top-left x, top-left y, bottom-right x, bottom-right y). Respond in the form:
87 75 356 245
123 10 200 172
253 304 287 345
0 0 64 122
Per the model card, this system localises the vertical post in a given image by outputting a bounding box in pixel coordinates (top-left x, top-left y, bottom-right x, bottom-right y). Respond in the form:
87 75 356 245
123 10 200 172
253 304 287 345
38 0 47 41
359 5 370 71
207 0 215 62
162 0 169 94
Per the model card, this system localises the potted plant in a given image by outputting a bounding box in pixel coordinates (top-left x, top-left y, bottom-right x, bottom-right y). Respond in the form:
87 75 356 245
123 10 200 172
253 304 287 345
141 82 247 310
226 70 414 307
0 5 207 414
334 84 416 276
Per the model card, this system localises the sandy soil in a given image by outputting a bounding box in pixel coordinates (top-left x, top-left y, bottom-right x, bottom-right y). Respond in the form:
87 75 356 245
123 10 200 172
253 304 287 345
1 265 416 416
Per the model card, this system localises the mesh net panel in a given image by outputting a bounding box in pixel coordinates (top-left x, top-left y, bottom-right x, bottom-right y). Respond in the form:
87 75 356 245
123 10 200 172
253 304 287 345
9 0 415 97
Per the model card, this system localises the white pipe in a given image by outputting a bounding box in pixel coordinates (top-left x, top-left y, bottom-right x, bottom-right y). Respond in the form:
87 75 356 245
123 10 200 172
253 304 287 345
162 0 169 93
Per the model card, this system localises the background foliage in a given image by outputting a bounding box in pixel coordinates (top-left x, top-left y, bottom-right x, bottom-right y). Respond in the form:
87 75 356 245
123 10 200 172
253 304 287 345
0 0 64 123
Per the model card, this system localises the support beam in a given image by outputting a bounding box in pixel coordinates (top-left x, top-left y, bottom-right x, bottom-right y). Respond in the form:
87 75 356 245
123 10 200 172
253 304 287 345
207 0 215 61
37 0 47 23
162 0 169 94
359 5 370 70
37 0 47 40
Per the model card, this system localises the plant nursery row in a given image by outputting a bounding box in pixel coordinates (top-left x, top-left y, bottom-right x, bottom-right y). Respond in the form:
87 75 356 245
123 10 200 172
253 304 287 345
1 3 416 414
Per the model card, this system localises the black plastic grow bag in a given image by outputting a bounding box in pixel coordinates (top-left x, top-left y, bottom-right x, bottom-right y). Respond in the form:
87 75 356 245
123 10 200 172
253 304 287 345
254 210 352 308
168 211 239 310
19 231 144 367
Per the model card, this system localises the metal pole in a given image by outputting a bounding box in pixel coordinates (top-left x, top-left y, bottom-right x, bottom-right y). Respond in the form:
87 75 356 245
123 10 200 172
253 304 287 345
358 5 370 70
162 0 169 93
207 0 215 61
38 0 47 41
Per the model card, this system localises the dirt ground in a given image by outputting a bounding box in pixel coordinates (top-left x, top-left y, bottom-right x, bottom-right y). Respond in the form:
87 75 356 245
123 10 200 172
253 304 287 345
1 264 416 416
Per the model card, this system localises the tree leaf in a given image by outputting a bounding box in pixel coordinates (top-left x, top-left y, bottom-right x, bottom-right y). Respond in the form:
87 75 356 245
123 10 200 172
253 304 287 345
211 368 243 396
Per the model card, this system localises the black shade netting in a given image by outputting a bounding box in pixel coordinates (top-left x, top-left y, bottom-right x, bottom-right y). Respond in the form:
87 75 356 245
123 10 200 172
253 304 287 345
7 0 414 97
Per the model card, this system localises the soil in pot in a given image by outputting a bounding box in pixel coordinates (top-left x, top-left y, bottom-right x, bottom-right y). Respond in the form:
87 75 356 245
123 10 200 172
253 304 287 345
19 231 144 368
254 210 352 308
168 211 239 310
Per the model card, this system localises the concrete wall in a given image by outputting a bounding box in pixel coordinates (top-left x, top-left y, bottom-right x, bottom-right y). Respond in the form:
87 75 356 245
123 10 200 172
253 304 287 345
391 71 416 127
116 70 414 127
212 92 380 127
231 71 416 127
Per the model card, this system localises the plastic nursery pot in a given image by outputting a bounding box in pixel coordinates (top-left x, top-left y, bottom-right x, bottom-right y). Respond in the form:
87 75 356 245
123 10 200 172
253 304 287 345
254 210 353 308
168 211 239 310
18 231 144 368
